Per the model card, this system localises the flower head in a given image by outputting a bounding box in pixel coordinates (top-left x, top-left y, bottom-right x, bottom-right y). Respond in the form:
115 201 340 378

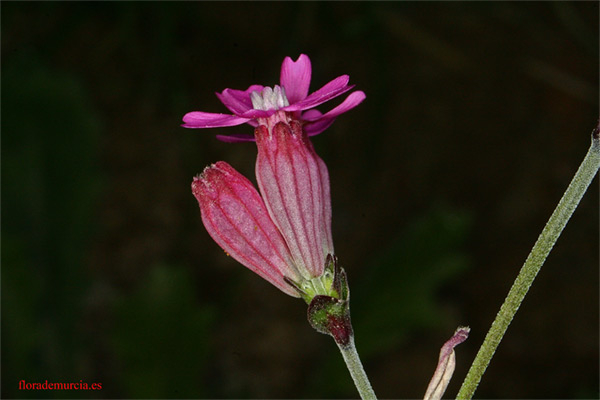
182 54 365 142
187 54 364 300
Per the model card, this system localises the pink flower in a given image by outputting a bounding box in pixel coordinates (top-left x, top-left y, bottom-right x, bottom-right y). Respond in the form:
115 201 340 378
188 54 364 298
182 54 365 142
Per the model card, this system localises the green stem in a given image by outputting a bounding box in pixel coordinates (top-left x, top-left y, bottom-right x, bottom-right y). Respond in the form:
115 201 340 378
457 132 600 399
337 336 377 400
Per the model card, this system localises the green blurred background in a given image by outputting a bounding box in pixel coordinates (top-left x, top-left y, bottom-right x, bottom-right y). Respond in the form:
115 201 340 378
2 2 598 398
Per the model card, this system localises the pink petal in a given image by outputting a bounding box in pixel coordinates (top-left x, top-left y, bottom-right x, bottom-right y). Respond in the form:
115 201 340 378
300 109 322 121
216 133 256 143
182 111 250 128
216 85 263 115
192 162 301 297
240 108 277 119
255 122 334 278
304 117 337 137
315 91 366 120
301 91 365 136
284 75 353 112
300 109 336 136
280 54 312 104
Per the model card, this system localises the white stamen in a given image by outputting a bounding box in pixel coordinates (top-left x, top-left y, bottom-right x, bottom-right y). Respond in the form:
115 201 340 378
250 85 290 111
275 86 290 108
262 87 275 109
250 91 265 110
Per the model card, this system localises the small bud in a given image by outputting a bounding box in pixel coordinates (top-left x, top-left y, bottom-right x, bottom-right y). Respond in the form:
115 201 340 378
192 161 303 297
424 326 470 400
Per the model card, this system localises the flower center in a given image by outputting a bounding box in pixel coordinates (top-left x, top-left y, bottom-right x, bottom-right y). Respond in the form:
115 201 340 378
250 85 290 111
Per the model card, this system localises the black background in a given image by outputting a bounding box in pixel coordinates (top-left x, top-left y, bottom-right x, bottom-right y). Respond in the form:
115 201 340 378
2 2 598 398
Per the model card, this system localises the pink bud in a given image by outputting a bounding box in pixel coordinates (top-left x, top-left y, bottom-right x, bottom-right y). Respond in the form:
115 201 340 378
192 161 301 297
255 120 334 279
424 327 470 400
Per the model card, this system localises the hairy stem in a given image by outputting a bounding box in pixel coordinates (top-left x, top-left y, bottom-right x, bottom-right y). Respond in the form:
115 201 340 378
337 336 377 400
457 131 600 399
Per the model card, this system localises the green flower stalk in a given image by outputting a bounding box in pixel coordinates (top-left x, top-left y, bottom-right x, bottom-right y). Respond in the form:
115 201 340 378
457 126 600 399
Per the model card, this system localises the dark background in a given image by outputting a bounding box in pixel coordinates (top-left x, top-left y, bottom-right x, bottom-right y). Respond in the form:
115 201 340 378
2 2 598 399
